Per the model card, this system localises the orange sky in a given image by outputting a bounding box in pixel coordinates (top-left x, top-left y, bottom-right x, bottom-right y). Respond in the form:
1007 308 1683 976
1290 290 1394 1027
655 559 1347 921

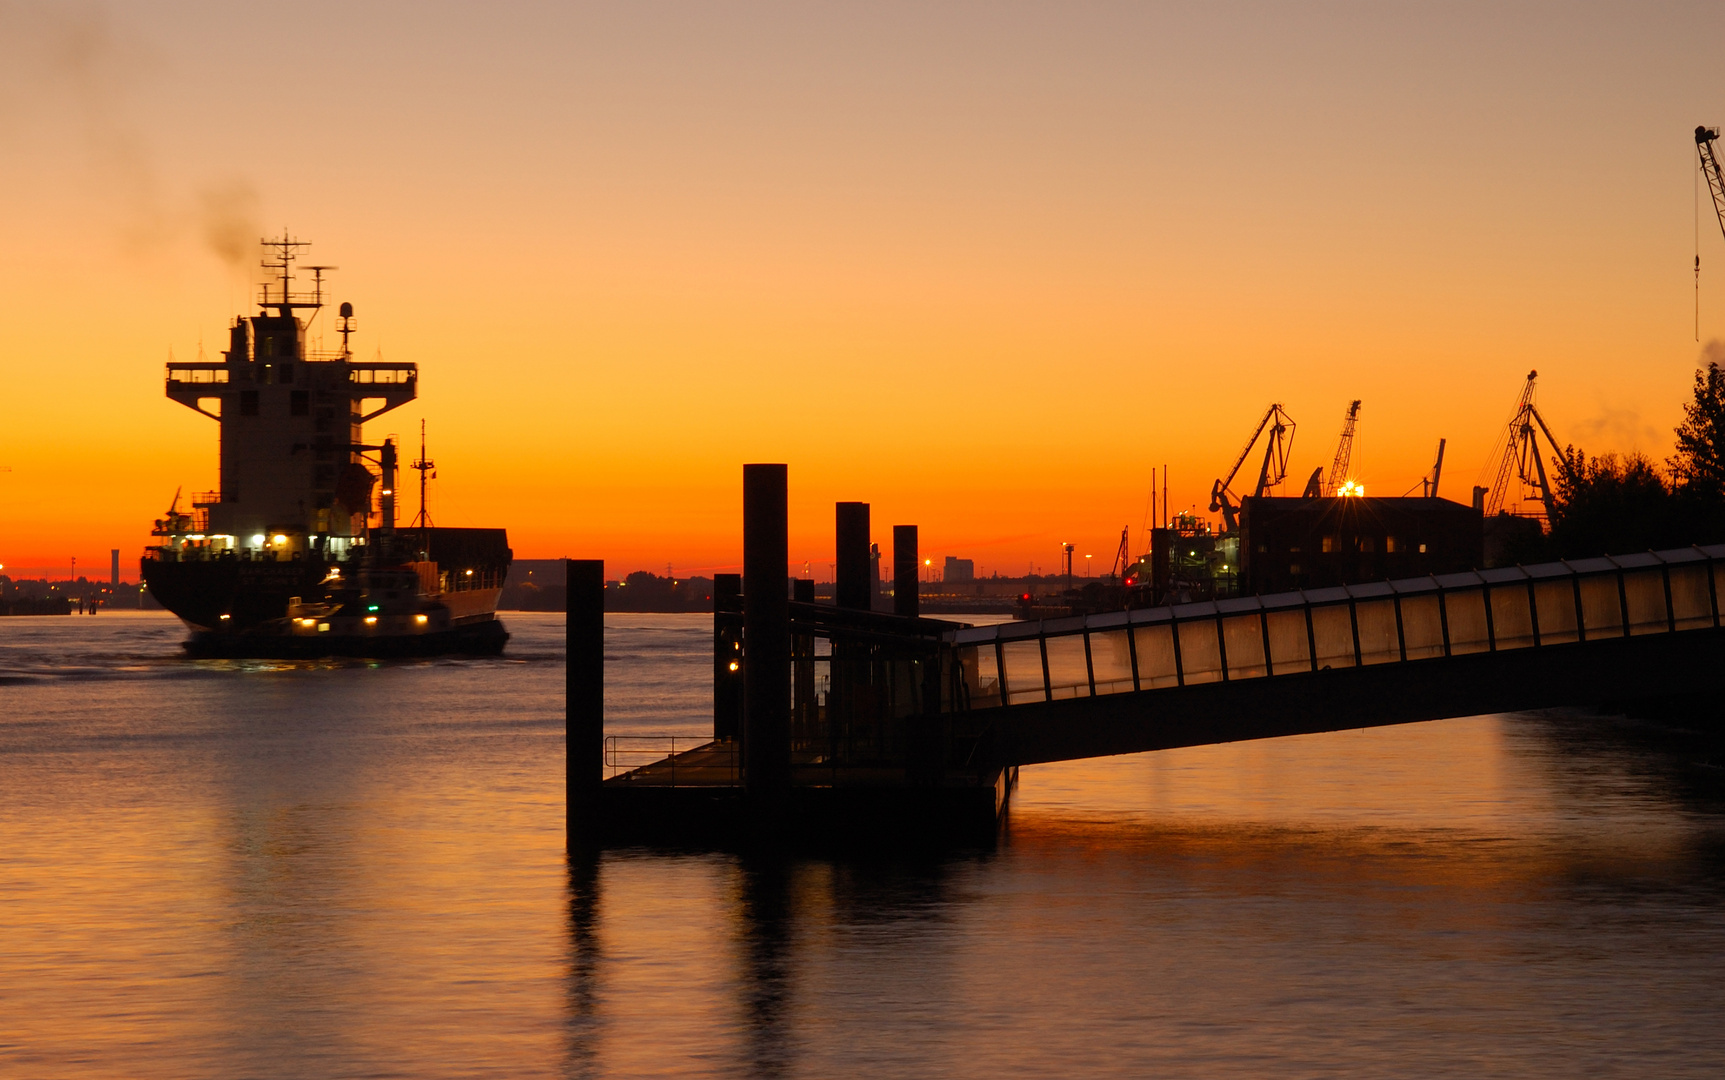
3 2 1724 579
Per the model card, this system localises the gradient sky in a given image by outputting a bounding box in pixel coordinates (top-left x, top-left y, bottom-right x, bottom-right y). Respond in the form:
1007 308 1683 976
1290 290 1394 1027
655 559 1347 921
2 1 1723 579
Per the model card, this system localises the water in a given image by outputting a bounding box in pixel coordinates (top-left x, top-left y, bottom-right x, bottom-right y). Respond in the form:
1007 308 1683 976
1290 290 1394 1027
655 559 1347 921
4 611 1725 1077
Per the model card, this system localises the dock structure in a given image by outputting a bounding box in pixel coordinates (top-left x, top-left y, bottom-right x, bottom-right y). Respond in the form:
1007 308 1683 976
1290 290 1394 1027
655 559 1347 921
569 465 1725 846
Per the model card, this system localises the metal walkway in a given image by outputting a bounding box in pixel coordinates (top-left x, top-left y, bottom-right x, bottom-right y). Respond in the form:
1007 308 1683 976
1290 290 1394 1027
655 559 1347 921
947 545 1725 766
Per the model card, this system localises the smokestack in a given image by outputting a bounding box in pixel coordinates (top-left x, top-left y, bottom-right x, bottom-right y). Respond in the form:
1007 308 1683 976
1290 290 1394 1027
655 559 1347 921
835 501 871 611
110 550 119 589
743 465 791 794
893 525 918 618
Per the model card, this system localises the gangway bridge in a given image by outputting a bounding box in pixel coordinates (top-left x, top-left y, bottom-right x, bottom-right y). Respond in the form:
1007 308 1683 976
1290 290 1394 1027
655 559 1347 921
944 545 1725 767
568 466 1725 844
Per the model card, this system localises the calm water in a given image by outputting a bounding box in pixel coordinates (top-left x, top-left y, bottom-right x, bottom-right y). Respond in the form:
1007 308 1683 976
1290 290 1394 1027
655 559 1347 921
4 611 1725 1077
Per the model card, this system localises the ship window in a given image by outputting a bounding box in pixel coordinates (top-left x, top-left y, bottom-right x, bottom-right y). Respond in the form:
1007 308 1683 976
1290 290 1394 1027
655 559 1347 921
291 390 309 416
240 390 259 416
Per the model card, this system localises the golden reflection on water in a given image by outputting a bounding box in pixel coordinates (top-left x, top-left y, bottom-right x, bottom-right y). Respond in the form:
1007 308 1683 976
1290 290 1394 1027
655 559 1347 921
6 615 1725 1078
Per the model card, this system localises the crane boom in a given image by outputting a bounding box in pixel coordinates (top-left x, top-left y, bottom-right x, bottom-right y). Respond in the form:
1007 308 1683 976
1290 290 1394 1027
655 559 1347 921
1484 369 1571 524
1209 403 1295 534
1700 127 1725 243
1322 400 1362 496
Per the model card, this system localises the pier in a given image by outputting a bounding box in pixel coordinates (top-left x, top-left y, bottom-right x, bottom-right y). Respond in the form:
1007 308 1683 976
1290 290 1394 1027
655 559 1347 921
568 464 1725 845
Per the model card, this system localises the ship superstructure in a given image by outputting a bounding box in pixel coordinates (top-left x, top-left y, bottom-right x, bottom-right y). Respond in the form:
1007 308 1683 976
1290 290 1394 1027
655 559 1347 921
143 234 511 656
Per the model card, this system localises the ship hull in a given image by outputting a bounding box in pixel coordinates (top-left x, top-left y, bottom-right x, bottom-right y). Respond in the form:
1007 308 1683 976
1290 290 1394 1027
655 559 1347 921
182 616 508 659
141 557 327 632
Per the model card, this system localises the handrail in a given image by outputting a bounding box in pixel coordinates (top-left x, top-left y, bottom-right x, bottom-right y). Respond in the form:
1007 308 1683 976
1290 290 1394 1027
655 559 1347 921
604 736 739 786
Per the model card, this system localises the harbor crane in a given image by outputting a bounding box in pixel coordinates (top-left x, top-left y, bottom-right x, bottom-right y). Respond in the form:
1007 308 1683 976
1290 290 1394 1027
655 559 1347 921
1324 400 1362 496
1299 400 1363 497
1698 127 1725 337
1699 127 1725 243
1422 438 1447 498
1484 370 1574 524
1210 403 1295 534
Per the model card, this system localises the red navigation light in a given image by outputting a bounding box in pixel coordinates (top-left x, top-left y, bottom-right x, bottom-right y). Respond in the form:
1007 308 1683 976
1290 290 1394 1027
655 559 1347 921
1020 593 1032 601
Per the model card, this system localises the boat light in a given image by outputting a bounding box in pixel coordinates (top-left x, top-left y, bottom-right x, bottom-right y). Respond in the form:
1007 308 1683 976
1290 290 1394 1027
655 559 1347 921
250 534 265 546
317 622 330 632
272 534 287 545
728 661 740 672
367 604 380 612
465 569 473 576
219 614 230 621
298 618 316 627
364 616 377 625
415 614 428 625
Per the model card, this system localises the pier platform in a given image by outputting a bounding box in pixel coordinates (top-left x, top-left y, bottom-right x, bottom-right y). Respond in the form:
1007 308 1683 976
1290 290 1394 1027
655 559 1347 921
590 739 1016 845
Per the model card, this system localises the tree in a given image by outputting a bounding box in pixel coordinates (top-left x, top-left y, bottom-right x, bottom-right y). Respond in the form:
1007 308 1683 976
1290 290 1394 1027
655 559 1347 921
1547 447 1678 557
1670 358 1725 499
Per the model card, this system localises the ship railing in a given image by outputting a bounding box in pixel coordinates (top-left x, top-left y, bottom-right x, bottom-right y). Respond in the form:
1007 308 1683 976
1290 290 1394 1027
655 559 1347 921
604 736 739 786
347 365 418 385
946 544 1725 709
164 364 230 385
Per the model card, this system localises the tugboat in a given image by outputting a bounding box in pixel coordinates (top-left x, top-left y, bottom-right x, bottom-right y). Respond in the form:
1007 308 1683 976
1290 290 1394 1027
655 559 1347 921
142 234 512 658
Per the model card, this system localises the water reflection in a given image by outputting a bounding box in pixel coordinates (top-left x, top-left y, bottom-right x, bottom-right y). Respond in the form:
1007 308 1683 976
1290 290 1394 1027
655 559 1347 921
8 614 1725 1077
554 707 1725 1078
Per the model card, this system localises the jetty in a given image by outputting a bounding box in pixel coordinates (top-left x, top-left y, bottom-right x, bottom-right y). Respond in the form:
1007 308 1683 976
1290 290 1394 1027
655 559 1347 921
567 464 1725 846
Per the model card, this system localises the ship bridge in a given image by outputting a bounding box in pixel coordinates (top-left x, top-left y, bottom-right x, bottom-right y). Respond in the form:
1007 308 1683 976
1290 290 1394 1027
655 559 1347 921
160 234 415 552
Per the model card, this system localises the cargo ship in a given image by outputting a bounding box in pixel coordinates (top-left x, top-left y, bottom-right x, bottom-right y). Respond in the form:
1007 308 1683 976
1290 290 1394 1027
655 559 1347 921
142 234 512 658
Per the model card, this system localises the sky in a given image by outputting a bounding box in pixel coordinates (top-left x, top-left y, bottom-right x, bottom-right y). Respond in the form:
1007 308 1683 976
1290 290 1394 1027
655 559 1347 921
2 0 1724 579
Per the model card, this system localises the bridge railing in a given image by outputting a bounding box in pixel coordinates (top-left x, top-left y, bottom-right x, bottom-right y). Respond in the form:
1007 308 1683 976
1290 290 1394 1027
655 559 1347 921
948 545 1725 708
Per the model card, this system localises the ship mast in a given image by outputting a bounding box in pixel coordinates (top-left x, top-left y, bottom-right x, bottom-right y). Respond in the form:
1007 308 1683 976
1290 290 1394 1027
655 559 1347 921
411 419 436 554
258 231 322 315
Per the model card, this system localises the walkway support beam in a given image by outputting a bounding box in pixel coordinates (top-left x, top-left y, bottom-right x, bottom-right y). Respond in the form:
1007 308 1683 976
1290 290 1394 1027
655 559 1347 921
743 464 792 794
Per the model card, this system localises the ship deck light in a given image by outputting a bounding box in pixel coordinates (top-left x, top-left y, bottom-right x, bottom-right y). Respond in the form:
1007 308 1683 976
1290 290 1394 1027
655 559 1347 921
272 534 288 545
364 616 377 625
415 614 428 625
250 534 265 547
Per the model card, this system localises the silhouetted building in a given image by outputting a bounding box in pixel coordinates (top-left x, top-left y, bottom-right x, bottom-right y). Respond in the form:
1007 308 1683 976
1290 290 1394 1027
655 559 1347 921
943 556 974 583
1240 495 1482 594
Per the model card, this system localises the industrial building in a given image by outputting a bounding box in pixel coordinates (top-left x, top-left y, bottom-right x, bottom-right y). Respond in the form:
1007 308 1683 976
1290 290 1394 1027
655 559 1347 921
1239 495 1483 594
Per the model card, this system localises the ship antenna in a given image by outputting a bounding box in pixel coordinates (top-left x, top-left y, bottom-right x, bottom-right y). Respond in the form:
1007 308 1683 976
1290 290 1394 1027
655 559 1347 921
411 419 436 554
258 230 313 316
303 266 336 333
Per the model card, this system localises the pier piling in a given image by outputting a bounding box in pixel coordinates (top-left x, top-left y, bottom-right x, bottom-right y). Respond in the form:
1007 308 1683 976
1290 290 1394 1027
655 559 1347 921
743 465 791 795
893 524 919 618
836 502 871 611
713 573 743 741
566 558 604 845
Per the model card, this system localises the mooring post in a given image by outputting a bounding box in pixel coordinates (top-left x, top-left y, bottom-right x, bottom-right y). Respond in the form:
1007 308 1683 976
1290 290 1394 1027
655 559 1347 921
743 465 791 795
835 502 871 611
893 524 919 618
567 558 604 847
713 573 743 742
